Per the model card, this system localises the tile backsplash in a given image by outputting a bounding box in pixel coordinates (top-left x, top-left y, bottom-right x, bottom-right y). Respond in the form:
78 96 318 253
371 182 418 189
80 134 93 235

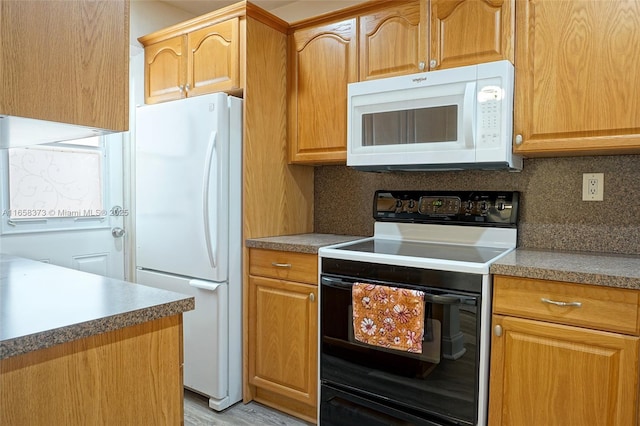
314 155 640 255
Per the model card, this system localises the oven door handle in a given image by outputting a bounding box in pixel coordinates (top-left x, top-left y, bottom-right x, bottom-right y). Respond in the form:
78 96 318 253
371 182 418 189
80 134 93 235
320 276 353 288
424 294 477 306
424 294 460 305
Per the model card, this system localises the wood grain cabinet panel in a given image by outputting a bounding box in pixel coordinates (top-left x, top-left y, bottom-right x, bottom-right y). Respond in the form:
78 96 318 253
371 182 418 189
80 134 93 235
0 315 184 425
430 0 514 70
489 315 639 426
0 0 129 131
489 276 640 426
144 36 188 104
514 0 640 156
141 16 242 104
248 249 318 423
492 276 640 335
187 18 241 97
288 19 358 165
359 0 425 80
249 248 318 284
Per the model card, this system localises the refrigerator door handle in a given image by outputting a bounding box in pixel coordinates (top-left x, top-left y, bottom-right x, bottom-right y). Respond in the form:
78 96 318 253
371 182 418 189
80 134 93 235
203 130 218 269
188 279 222 292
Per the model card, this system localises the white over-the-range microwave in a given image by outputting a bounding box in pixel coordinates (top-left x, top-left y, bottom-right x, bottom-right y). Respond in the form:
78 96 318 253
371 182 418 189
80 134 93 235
347 60 522 171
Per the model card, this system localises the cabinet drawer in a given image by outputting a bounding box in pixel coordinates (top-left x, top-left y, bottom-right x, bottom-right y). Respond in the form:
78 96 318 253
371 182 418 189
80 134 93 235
249 249 318 285
493 276 640 336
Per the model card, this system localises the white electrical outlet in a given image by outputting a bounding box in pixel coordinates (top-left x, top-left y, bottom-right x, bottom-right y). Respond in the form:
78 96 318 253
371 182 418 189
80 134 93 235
582 173 604 201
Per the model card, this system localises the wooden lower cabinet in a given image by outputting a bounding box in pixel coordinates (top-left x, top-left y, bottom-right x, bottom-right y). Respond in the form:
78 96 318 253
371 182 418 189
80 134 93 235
0 315 184 425
489 276 640 426
248 249 318 423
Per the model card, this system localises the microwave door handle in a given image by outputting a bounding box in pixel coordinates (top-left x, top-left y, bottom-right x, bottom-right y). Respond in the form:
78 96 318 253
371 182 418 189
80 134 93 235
463 82 476 148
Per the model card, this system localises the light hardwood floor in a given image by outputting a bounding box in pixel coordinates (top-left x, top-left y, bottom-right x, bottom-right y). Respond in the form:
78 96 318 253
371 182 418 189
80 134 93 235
184 390 314 425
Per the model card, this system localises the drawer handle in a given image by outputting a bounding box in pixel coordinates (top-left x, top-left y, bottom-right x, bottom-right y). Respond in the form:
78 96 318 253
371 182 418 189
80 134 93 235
271 262 292 268
541 297 582 308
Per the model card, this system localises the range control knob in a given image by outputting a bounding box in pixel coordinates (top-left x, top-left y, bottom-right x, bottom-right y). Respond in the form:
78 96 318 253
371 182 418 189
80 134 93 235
465 200 474 211
480 201 489 211
407 200 416 210
497 201 506 211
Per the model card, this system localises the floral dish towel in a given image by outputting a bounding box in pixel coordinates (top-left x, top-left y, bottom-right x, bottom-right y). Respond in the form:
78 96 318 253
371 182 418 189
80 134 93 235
352 282 425 353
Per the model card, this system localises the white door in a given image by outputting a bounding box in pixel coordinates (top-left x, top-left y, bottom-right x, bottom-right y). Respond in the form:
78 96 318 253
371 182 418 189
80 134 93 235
0 133 126 280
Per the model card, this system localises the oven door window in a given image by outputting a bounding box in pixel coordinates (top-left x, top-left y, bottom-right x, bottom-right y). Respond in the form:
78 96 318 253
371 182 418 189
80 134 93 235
321 276 480 426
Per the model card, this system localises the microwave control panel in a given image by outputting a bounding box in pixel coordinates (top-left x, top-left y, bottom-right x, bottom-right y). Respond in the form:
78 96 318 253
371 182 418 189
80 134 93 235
477 81 504 148
374 190 519 227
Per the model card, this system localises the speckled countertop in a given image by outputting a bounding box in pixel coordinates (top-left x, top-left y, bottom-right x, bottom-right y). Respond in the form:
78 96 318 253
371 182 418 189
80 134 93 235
491 249 640 290
0 255 194 360
246 233 364 254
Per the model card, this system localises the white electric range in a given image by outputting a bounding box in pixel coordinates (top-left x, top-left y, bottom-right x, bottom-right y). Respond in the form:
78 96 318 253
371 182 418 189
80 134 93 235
318 190 519 426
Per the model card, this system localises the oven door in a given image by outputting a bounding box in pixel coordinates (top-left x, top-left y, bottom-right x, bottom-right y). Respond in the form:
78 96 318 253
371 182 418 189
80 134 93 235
320 274 481 426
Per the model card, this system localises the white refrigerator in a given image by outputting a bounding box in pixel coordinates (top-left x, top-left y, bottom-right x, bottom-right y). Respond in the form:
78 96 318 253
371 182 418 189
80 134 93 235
135 92 242 411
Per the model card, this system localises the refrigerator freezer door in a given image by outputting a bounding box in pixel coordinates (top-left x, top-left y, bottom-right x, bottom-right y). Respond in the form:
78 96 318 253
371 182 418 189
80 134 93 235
136 269 230 403
135 93 230 282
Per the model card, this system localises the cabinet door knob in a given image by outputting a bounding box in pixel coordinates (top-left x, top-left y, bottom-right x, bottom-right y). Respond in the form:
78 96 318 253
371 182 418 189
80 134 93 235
179 84 185 93
515 134 523 145
309 293 316 302
418 61 426 71
494 325 502 337
185 83 191 92
271 262 292 268
429 59 437 69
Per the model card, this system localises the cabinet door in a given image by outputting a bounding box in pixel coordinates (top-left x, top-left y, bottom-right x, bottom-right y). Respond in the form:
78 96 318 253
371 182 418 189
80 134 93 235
1 0 129 130
514 0 640 155
187 18 240 97
144 36 187 104
248 275 318 408
288 19 357 165
430 0 514 70
489 315 639 426
359 0 425 80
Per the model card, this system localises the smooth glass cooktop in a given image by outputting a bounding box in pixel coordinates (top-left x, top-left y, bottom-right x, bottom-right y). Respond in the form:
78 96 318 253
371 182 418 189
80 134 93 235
336 238 510 264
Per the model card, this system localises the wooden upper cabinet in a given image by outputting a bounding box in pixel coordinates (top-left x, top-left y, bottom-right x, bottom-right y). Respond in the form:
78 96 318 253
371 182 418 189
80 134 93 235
144 36 187 104
359 0 426 80
187 18 241 97
0 0 129 131
140 15 243 104
430 0 514 70
288 19 358 165
514 0 640 156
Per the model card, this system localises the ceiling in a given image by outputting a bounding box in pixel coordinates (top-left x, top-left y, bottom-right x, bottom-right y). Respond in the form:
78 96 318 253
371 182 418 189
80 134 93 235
159 0 365 22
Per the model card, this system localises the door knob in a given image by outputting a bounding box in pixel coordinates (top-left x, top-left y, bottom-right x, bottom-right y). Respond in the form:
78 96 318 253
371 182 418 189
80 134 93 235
112 227 126 238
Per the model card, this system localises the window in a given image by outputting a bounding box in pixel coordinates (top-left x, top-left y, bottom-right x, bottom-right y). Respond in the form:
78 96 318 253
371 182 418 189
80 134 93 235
1 136 111 234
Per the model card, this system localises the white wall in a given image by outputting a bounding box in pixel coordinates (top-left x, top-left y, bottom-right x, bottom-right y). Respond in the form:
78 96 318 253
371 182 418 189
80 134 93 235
130 0 195 107
269 0 362 23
